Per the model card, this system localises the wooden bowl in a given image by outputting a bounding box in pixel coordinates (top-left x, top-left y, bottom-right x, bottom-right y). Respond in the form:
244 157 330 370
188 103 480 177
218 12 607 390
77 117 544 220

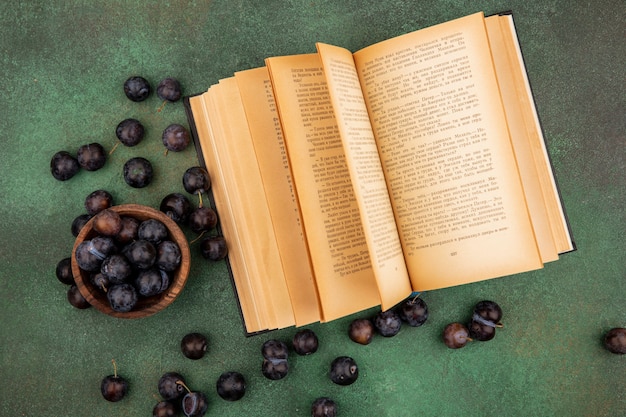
71 204 191 319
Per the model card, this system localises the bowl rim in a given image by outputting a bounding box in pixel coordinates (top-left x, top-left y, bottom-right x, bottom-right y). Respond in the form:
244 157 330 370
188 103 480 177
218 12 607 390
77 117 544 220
71 204 191 319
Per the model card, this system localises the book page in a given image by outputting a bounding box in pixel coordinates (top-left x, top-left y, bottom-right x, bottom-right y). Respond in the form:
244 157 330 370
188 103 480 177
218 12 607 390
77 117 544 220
233 67 322 326
200 79 297 331
494 14 574 253
316 42 412 310
353 12 544 290
484 14 559 262
266 54 382 321
189 90 268 333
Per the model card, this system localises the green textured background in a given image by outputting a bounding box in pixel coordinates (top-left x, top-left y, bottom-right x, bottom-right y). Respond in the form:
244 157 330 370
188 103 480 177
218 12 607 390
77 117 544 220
1 1 624 416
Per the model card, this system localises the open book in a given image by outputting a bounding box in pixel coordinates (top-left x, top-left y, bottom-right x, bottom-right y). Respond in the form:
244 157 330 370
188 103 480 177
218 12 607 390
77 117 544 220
184 11 575 334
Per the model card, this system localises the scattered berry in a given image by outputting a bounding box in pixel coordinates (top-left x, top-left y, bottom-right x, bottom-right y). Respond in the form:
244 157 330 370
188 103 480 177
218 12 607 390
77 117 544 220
77 142 106 171
160 193 191 223
604 327 626 354
181 333 208 360
84 189 114 216
124 76 151 102
50 151 80 181
374 309 402 337
200 236 228 261
292 329 319 355
100 359 128 402
116 118 145 147
188 207 217 234
162 124 190 152
183 166 211 195
67 285 90 309
443 322 471 349
157 77 182 102
56 257 74 285
152 400 177 417
158 372 186 401
329 356 358 386
311 397 337 417
71 213 92 237
216 371 246 401
123 157 153 188
348 318 374 345
397 295 428 327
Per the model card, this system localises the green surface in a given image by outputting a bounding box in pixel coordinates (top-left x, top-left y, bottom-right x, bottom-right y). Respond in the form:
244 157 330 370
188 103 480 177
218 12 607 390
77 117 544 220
0 1 624 416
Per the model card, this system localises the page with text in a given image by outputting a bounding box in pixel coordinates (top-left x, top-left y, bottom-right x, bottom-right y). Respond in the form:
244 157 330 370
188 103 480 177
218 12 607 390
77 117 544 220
316 42 413 310
353 12 544 290
266 54 382 321
234 67 322 326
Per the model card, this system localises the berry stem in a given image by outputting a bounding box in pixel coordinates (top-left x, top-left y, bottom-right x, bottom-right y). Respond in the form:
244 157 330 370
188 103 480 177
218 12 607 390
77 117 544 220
176 380 191 394
157 100 167 113
189 230 207 245
109 142 120 155
111 359 118 378
197 191 204 208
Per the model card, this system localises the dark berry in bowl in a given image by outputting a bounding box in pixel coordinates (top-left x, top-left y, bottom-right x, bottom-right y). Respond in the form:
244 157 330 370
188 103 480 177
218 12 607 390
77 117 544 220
443 322 472 349
162 124 190 152
181 332 208 360
72 204 190 319
101 360 128 402
77 142 106 171
100 254 132 284
188 207 217 234
604 327 626 354
139 218 169 245
91 272 110 293
292 329 319 355
183 166 211 195
92 208 123 237
348 318 374 345
124 76 150 102
311 397 337 417
107 283 138 312
123 157 153 188
71 213 91 237
157 77 182 102
116 118 145 147
67 285 90 309
397 295 428 327
216 371 246 401
329 356 358 386
85 189 113 216
157 241 182 272
160 193 191 224
200 236 228 261
75 237 116 271
158 372 187 401
123 239 156 269
116 216 140 244
50 151 80 181
56 257 75 285
135 268 169 297
374 309 402 337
